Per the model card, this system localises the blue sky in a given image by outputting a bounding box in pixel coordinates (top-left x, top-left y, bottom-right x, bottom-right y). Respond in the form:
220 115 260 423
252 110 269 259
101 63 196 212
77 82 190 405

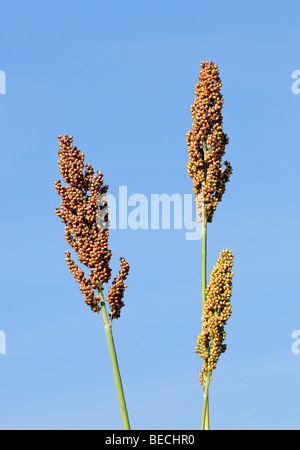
0 0 300 430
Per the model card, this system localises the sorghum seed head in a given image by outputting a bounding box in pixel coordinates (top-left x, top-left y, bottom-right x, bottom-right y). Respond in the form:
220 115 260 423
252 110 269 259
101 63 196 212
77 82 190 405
186 61 232 223
195 250 234 385
55 135 129 318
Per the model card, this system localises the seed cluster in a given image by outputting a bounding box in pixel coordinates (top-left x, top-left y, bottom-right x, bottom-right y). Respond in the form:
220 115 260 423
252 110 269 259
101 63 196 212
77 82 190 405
195 250 234 385
54 134 129 317
186 61 232 222
107 258 130 319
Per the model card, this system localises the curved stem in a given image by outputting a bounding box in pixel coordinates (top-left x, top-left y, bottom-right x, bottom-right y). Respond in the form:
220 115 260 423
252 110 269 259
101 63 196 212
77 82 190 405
98 286 131 430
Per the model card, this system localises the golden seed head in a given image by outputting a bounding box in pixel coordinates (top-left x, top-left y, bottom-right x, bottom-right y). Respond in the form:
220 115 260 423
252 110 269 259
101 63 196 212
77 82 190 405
106 257 130 320
186 61 232 223
195 250 234 385
55 135 129 318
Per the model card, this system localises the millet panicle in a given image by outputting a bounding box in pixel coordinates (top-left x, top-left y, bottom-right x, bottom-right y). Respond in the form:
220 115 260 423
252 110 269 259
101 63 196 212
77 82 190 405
54 134 129 318
196 249 234 385
186 61 232 223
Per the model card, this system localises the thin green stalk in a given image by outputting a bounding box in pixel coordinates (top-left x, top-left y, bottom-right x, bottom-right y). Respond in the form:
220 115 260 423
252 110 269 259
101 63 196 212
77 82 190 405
201 376 210 430
201 140 210 430
98 286 130 430
202 213 207 310
201 212 210 430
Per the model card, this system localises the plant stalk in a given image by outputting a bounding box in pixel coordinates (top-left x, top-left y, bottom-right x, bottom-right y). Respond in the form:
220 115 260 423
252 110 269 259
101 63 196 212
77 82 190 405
202 213 207 310
201 211 210 430
201 140 210 430
98 286 130 430
201 377 210 430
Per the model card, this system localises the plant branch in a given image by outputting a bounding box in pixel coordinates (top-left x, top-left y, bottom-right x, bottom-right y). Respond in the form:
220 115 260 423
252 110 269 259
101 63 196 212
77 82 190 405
98 284 131 430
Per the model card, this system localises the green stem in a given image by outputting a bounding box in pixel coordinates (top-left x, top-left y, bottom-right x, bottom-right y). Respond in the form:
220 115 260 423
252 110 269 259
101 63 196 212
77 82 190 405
98 286 130 430
202 213 207 310
201 377 210 430
201 140 210 430
201 140 208 313
201 212 210 430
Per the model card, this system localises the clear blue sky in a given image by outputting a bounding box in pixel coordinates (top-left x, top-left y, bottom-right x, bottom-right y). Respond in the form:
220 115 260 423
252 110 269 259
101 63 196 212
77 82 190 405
0 0 300 430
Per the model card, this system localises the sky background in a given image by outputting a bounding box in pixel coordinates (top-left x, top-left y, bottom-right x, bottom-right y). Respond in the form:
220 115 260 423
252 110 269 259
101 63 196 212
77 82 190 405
0 0 300 430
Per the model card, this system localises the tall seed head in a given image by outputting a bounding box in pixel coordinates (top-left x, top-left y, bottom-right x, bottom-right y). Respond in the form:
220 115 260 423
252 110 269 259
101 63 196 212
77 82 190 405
195 250 234 385
54 134 129 318
186 61 232 222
